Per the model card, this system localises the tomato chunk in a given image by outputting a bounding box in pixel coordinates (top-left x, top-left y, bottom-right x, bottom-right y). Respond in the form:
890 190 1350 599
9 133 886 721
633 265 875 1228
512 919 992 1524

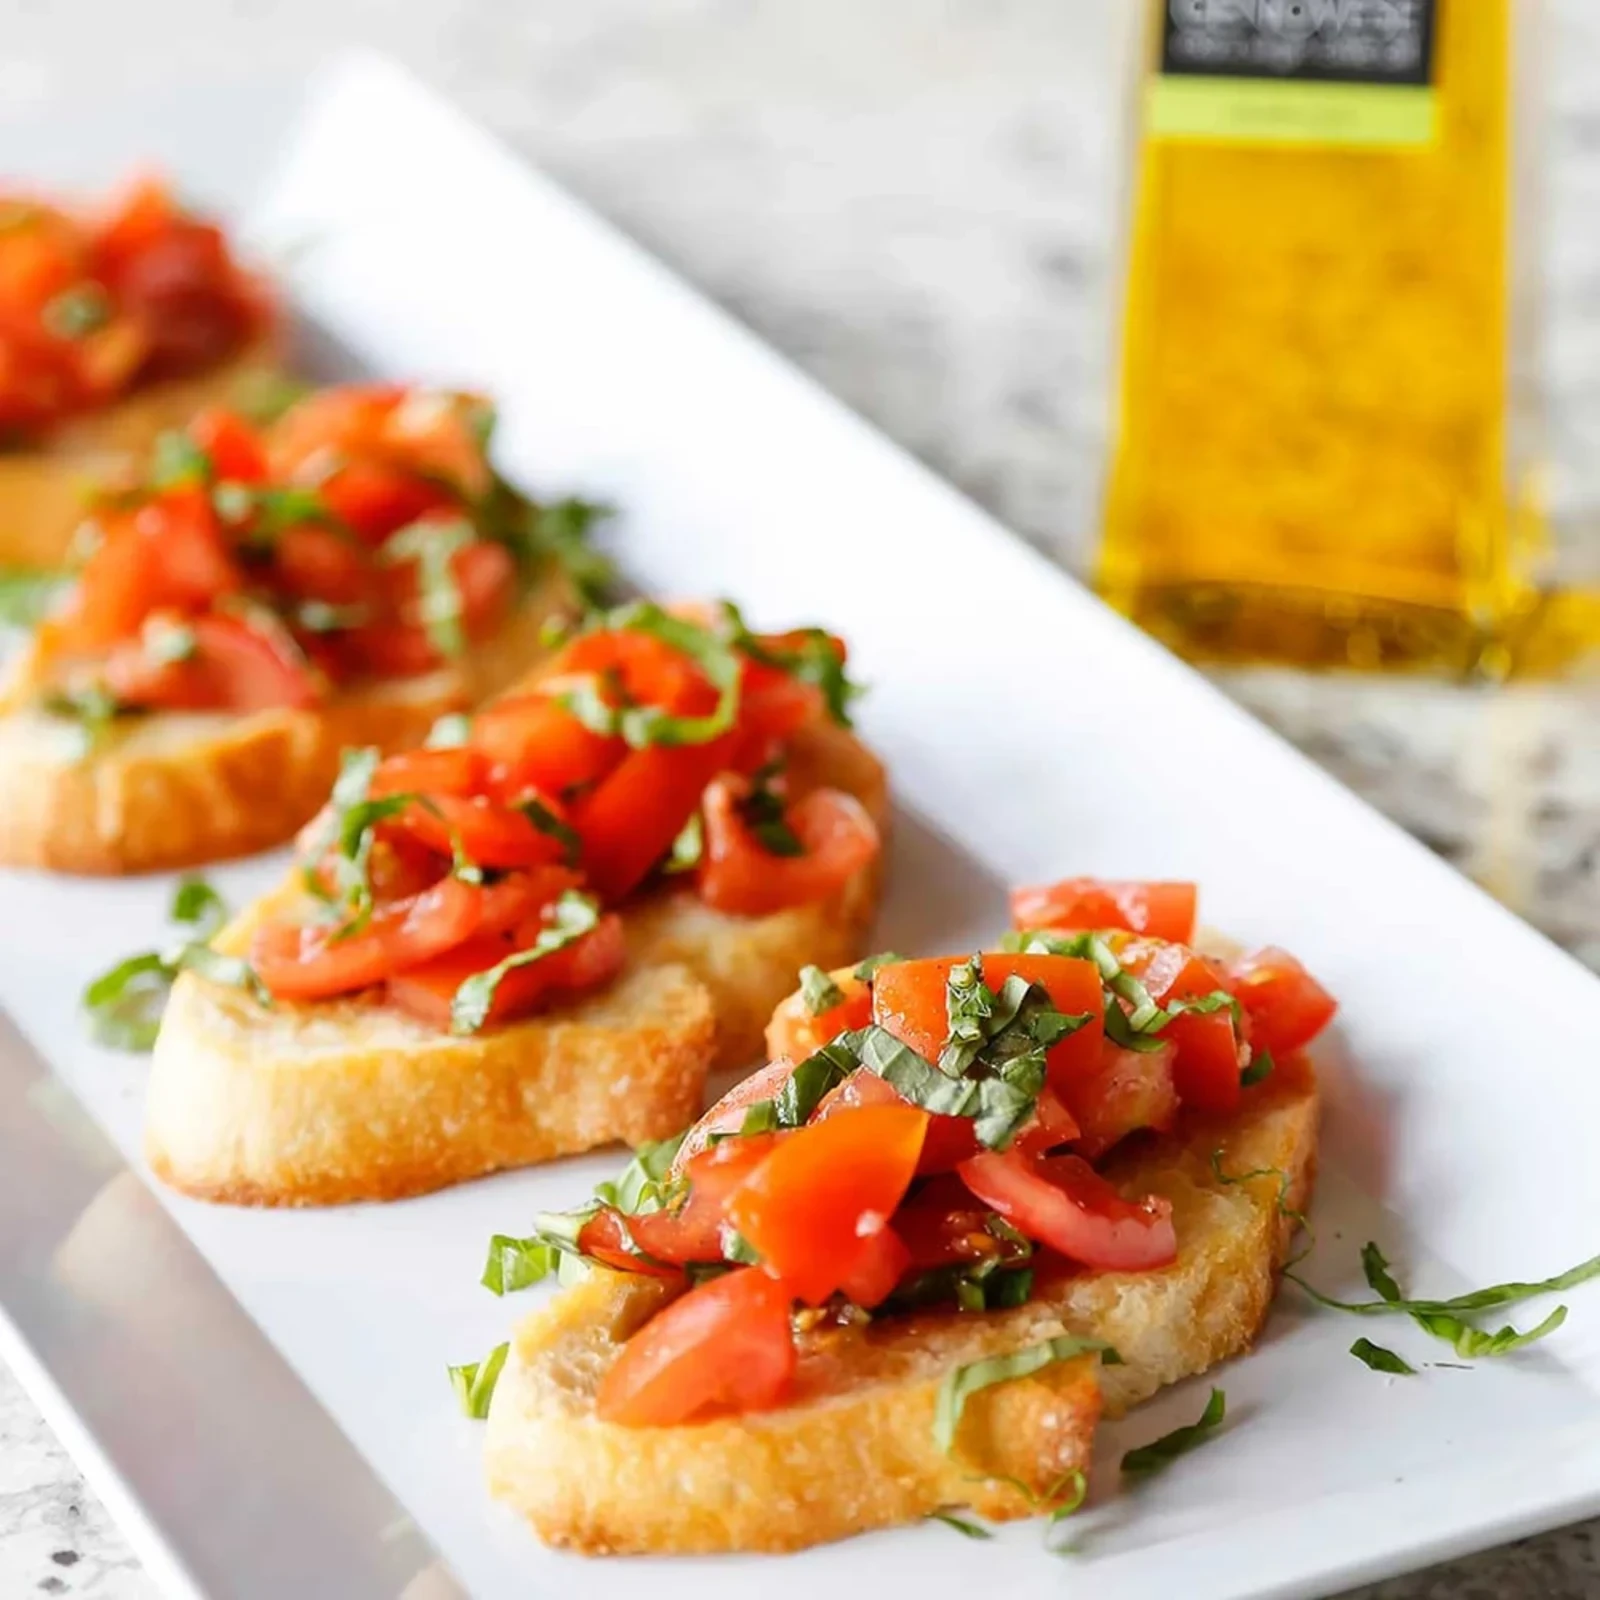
575 1208 684 1279
726 1104 928 1304
595 1267 797 1427
697 779 879 918
470 692 623 801
812 1068 980 1175
1120 938 1243 1115
958 1149 1177 1272
1230 947 1337 1056
764 970 871 1064
870 953 1103 1088
1011 878 1198 944
574 734 737 904
1062 1037 1180 1162
626 1134 786 1266
103 612 320 713
835 1222 911 1309
187 407 267 483
672 1058 799 1172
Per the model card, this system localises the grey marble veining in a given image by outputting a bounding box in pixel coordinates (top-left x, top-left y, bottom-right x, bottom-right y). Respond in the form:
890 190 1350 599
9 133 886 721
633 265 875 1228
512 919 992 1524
3 3 1600 1596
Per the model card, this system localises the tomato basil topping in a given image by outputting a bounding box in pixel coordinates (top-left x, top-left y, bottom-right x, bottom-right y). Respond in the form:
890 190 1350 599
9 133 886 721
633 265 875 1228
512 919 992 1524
242 601 878 1028
0 177 271 441
26 383 604 733
477 880 1335 1428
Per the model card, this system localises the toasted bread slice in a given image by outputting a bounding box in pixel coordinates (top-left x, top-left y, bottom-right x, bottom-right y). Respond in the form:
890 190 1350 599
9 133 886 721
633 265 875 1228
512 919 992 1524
483 1053 1317 1554
0 336 283 571
143 718 887 1205
0 564 576 875
624 717 889 1070
145 880 718 1205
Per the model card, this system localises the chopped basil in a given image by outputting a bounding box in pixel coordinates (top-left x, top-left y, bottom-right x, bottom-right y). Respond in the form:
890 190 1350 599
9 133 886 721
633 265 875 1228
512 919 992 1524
721 1229 761 1266
853 950 904 981
142 616 197 665
1351 1338 1416 1375
39 682 123 758
799 964 846 1015
481 1233 559 1296
424 712 472 748
1361 1241 1576 1360
1239 1049 1275 1087
525 496 614 607
517 796 582 866
384 517 475 659
148 430 213 489
927 1511 993 1540
1287 1241 1600 1358
739 762 803 857
449 891 601 1034
1120 1387 1226 1477
773 1040 857 1125
82 877 261 1051
738 1100 780 1136
231 370 311 426
598 601 745 749
448 1342 509 1419
43 284 111 340
853 1025 982 1117
662 809 704 874
1209 1150 1313 1252
0 568 69 627
934 1336 1120 1453
720 604 860 728
597 1132 688 1216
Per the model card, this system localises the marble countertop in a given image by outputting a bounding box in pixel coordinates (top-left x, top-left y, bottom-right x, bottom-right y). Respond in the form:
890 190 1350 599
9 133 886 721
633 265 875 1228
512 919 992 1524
4 2 1600 1596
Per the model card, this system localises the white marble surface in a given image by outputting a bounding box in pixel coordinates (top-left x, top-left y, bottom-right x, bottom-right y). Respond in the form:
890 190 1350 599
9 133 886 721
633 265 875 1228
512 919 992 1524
5 3 1600 1596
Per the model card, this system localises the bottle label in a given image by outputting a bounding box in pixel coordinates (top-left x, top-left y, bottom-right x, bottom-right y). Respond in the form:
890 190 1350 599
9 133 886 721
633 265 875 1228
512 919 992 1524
1147 0 1439 147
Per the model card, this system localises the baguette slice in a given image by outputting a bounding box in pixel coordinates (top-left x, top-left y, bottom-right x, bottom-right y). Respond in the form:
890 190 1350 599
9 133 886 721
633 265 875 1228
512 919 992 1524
0 563 576 875
483 1052 1317 1554
0 336 283 570
144 719 888 1204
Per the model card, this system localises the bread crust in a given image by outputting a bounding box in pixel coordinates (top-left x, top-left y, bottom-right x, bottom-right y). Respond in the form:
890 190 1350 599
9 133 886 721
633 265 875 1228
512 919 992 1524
0 335 283 570
145 883 719 1206
142 719 888 1204
483 1053 1319 1553
0 565 576 875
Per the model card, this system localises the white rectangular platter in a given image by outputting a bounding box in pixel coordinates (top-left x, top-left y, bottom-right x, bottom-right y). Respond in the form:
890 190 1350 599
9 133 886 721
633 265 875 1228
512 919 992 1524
4 52 1600 1600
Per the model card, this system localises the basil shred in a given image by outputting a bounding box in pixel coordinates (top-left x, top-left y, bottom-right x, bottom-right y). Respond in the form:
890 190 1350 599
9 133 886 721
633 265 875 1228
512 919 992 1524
81 877 265 1052
798 963 846 1016
448 1342 509 1419
934 1336 1121 1453
1120 1388 1227 1476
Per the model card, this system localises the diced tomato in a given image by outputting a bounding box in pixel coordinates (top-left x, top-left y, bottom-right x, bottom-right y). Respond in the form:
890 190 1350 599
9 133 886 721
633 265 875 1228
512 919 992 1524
1015 1081 1082 1158
892 1177 1019 1272
575 1208 685 1279
812 1068 980 1175
384 905 624 1030
731 658 825 766
369 746 490 800
625 1134 786 1266
671 1058 800 1173
562 626 721 719
388 792 572 871
1229 947 1337 1056
1062 1037 1180 1162
764 971 872 1064
320 461 455 545
958 1149 1177 1272
469 692 623 801
697 778 879 918
574 733 738 904
835 1222 911 1309
870 953 1103 1089
726 1104 928 1304
1011 878 1198 945
272 525 373 608
187 407 267 483
595 1267 797 1428
103 612 320 713
1118 938 1243 1114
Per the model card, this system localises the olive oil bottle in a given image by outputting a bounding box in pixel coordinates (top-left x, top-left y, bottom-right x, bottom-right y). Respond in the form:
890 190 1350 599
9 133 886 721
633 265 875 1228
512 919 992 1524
1099 0 1544 673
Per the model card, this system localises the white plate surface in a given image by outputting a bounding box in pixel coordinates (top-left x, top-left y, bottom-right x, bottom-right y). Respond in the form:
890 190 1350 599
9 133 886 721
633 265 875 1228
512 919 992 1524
3 52 1600 1600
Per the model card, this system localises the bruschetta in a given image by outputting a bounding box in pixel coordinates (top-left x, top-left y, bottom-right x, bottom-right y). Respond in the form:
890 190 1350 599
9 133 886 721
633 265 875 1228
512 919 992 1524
0 384 596 873
144 600 888 1204
0 176 281 570
479 884 1334 1554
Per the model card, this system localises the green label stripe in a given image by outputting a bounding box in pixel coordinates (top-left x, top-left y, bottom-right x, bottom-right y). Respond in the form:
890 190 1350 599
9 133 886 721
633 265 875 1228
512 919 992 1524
1147 77 1436 149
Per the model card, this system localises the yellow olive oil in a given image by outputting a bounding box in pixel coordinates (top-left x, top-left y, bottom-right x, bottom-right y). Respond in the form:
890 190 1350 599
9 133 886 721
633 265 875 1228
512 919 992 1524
1099 0 1541 672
